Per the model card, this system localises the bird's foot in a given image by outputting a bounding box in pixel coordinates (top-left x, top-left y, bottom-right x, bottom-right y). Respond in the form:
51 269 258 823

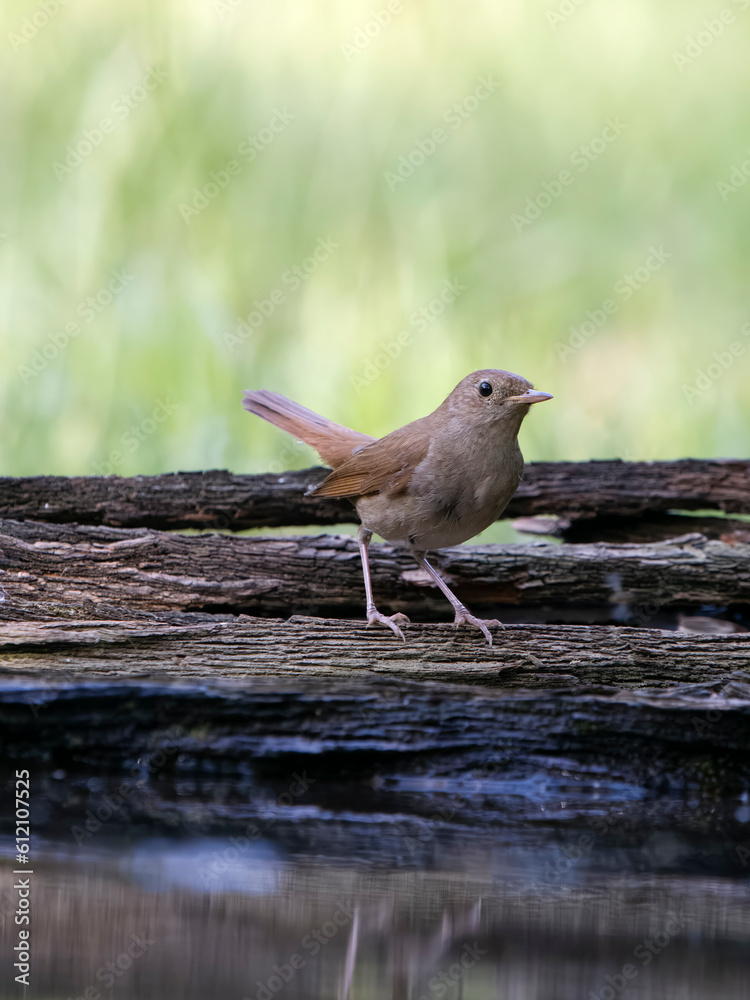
365 608 410 641
452 607 502 647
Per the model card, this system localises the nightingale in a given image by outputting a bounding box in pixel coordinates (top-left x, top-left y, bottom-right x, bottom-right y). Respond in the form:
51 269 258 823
243 369 552 645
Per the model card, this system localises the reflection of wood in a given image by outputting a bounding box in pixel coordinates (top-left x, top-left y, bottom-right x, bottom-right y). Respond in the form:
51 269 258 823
338 907 359 1000
2 859 741 1000
2 519 750 613
1 459 748 531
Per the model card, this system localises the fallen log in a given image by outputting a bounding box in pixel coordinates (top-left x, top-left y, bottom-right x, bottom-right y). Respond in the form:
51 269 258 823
2 604 750 688
3 604 749 870
0 459 747 531
2 667 749 776
1 519 749 615
4 459 749 909
2 611 750 839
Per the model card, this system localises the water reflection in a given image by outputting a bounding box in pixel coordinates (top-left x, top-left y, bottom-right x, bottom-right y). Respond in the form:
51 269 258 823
1 833 749 999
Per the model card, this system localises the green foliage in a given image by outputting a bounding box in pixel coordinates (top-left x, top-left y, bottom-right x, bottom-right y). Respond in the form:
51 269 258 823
2 0 749 477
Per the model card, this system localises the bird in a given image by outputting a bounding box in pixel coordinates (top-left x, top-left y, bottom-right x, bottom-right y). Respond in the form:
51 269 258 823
243 369 552 645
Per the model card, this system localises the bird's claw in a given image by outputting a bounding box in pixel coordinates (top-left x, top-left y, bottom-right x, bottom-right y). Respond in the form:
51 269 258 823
366 609 410 641
453 609 502 647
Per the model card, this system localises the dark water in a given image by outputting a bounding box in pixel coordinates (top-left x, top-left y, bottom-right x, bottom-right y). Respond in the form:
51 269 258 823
2 789 749 999
2 669 750 998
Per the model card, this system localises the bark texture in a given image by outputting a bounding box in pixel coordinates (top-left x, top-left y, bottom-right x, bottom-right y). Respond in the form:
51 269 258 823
3 606 750 832
1 518 749 614
0 459 747 532
3 464 749 873
2 602 750 688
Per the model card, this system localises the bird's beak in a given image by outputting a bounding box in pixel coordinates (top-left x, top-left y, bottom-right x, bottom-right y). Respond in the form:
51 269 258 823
506 389 553 405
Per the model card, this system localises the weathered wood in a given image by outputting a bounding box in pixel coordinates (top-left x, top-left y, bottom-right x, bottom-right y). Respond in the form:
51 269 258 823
2 519 749 615
2 610 750 836
2 603 750 688
0 459 747 531
3 670 749 778
3 604 749 859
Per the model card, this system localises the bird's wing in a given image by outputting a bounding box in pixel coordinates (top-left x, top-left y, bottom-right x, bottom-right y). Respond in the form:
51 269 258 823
310 420 430 498
243 390 375 468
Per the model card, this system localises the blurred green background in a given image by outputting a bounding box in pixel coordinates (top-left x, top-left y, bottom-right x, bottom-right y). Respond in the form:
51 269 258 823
2 0 750 483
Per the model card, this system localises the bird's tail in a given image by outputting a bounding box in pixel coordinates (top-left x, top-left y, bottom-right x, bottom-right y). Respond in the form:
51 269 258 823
242 389 375 468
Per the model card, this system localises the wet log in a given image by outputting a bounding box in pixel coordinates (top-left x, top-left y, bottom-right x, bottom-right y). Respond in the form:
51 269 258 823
2 666 749 778
2 609 750 838
3 604 749 864
1 519 749 615
0 459 747 532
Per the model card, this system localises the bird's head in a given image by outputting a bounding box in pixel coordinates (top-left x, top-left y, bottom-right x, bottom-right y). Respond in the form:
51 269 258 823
443 369 553 430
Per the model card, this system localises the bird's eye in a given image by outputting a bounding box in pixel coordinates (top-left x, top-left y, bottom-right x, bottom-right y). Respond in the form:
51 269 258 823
478 381 493 397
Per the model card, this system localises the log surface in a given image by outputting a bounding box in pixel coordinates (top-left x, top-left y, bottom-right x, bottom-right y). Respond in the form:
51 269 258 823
2 607 750 826
3 606 749 853
2 602 750 688
0 459 747 531
2 518 749 614
4 463 750 883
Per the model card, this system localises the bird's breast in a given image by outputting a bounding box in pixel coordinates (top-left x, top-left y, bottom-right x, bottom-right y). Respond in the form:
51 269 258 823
355 431 524 551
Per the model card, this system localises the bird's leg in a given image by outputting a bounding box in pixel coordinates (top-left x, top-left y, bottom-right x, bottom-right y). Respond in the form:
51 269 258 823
415 552 501 647
357 525 410 640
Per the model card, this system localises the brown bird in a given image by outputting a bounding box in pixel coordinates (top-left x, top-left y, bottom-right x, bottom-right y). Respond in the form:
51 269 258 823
243 369 552 645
